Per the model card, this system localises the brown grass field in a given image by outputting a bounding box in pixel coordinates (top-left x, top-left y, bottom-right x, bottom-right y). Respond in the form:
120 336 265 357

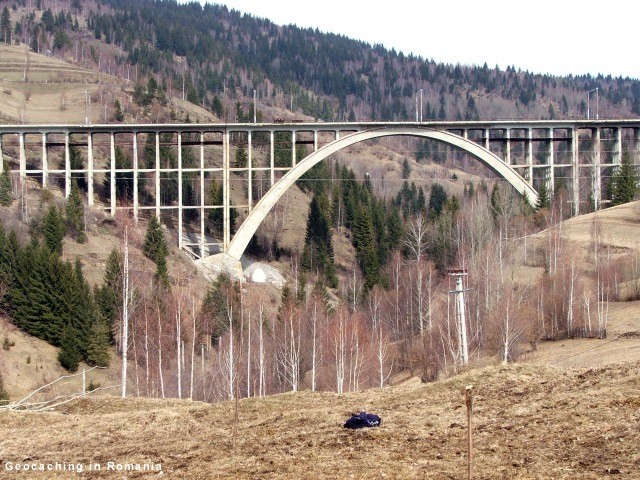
1 361 639 479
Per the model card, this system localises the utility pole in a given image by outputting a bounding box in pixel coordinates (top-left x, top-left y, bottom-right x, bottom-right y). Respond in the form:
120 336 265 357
448 268 470 365
253 89 257 123
587 87 599 120
121 224 130 398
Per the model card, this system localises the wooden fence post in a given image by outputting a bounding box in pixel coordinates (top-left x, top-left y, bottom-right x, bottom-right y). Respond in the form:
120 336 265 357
466 384 474 480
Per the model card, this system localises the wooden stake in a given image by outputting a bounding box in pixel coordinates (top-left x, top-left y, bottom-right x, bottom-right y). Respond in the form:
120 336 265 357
466 385 474 480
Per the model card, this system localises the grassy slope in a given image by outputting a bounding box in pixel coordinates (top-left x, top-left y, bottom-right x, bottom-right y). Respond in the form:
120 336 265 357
2 361 639 479
0 44 216 124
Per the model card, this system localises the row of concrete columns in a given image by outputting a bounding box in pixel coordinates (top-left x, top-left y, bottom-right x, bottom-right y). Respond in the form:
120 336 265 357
0 128 337 258
458 126 639 214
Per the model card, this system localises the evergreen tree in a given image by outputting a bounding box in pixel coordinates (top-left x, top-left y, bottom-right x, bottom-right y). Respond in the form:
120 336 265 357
1 7 11 45
386 206 404 252
114 99 124 121
66 182 86 242
208 180 223 233
143 215 169 286
491 183 505 221
67 259 95 359
43 205 65 255
63 144 87 192
0 168 13 206
86 316 111 367
96 248 122 342
235 143 248 168
536 182 551 210
200 273 241 338
609 151 638 206
0 371 8 404
428 183 448 217
401 158 411 179
58 324 81 372
302 195 337 287
353 206 380 291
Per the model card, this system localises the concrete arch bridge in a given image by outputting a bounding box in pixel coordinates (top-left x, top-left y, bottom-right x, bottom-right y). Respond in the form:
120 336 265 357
1 120 639 273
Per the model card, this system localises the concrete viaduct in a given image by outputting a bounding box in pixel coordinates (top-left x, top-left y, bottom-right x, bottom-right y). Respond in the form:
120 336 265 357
0 120 638 272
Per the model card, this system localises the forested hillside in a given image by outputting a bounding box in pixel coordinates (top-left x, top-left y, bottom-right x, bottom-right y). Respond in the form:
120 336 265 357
2 0 640 123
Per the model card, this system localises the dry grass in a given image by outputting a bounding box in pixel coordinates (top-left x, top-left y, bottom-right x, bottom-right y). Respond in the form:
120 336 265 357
523 300 640 369
0 45 216 124
1 362 639 478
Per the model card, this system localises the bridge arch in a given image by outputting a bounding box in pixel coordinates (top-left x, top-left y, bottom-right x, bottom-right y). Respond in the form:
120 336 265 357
225 126 538 260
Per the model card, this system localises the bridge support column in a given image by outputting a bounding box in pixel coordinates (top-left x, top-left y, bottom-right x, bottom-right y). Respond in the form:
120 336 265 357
200 131 206 259
87 133 94 207
483 129 489 150
178 133 183 250
615 127 622 164
155 132 161 219
314 130 318 151
110 132 116 216
19 132 26 179
269 130 275 186
223 130 230 251
571 127 579 216
0 134 3 172
133 132 139 221
41 132 48 189
634 128 640 162
548 128 554 193
505 129 511 165
291 130 296 166
248 130 253 209
593 128 601 211
527 128 533 182
64 132 70 198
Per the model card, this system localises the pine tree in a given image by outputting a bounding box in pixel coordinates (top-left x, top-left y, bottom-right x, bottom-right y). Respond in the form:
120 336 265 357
95 248 122 343
58 324 81 372
86 316 111 367
353 206 380 291
0 371 8 405
402 158 411 179
302 195 337 287
1 7 11 45
114 99 124 121
609 151 638 206
67 259 94 360
428 183 448 217
143 215 169 286
66 182 86 242
387 206 404 252
67 145 86 191
0 168 12 206
235 143 248 168
536 182 551 210
43 205 65 255
208 180 223 233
